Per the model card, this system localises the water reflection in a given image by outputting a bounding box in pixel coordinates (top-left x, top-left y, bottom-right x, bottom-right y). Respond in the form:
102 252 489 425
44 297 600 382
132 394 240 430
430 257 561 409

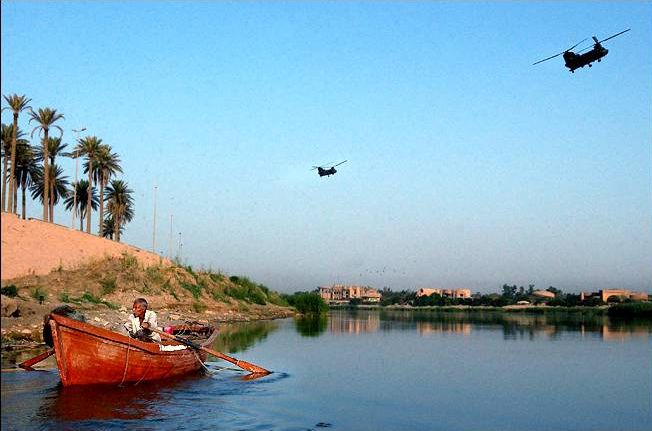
37 375 201 422
295 315 328 337
211 320 279 353
322 309 652 341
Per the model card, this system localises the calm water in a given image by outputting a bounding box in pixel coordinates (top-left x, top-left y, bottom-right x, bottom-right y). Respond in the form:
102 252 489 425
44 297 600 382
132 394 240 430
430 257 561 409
1 309 651 431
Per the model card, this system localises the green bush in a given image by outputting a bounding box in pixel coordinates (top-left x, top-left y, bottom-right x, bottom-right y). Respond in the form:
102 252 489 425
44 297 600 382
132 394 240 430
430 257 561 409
192 301 207 313
59 291 71 303
225 276 267 305
120 252 138 270
608 302 652 319
285 292 328 314
100 277 117 296
30 286 46 301
1 285 18 297
181 282 202 299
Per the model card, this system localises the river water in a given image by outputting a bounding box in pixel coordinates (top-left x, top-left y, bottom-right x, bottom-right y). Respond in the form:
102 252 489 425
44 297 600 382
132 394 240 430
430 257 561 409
1 309 651 430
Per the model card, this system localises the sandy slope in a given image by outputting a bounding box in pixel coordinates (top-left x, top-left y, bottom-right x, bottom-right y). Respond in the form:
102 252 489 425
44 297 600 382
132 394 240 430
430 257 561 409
1 213 169 281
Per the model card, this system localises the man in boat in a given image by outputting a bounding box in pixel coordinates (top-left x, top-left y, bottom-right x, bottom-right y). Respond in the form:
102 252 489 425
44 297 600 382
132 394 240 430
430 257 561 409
125 298 162 342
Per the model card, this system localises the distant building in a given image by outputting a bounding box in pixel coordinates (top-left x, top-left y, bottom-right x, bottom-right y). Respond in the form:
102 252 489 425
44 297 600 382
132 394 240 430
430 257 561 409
580 289 648 302
319 284 382 303
415 288 471 299
532 290 556 299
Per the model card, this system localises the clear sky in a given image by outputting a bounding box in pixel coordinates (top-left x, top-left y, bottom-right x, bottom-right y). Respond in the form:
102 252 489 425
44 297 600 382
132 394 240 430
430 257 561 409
2 1 651 294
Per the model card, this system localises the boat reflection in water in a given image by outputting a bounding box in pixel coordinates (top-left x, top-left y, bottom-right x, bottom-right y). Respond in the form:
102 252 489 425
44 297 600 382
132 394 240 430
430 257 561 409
38 374 201 422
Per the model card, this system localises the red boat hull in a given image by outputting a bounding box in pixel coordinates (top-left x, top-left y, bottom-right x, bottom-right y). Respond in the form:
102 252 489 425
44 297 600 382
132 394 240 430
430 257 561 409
49 313 218 386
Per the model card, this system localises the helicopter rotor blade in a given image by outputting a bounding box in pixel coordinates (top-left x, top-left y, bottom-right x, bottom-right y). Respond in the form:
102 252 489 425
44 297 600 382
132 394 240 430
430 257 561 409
597 28 630 44
532 38 587 65
566 38 588 52
332 160 347 167
533 52 564 65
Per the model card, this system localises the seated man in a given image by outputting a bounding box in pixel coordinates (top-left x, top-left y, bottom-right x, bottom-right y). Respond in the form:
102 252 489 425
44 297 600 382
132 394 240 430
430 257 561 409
124 298 161 342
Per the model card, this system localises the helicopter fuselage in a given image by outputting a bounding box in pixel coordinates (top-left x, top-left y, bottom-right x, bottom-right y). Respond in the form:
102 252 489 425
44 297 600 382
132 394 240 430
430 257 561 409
563 44 608 72
317 167 337 177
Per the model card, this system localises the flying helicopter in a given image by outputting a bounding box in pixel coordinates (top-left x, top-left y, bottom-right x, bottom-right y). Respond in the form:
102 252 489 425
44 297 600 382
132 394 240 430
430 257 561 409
533 29 630 72
311 160 347 177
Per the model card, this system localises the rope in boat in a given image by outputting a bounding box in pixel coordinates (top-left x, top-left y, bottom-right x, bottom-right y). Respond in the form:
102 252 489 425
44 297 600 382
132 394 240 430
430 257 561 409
119 335 132 387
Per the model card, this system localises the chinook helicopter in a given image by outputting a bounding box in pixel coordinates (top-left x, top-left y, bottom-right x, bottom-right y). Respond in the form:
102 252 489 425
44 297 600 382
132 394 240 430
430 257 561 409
533 29 630 72
312 160 347 177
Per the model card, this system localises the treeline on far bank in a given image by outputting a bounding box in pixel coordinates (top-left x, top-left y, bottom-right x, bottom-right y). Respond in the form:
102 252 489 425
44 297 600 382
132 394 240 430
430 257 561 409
379 285 651 308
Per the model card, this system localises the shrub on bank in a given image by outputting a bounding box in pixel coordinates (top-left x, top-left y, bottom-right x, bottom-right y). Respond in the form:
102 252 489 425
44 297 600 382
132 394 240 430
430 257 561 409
283 292 328 314
607 302 652 319
1 285 18 297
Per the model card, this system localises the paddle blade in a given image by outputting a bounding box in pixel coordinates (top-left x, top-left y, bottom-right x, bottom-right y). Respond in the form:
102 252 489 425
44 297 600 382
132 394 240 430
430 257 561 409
18 348 55 371
240 372 270 381
213 351 271 374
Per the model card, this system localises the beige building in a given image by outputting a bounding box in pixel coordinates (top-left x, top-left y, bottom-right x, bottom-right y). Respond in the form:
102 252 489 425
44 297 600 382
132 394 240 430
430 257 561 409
415 288 471 299
580 289 648 302
319 284 382 303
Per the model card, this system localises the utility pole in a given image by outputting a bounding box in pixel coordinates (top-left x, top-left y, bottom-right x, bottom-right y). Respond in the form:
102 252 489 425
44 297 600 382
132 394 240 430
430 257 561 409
168 214 173 259
71 127 86 229
178 232 182 263
152 184 157 252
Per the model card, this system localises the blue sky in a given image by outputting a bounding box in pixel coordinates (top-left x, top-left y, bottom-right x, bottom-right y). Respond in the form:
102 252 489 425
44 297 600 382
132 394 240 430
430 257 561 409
2 1 650 294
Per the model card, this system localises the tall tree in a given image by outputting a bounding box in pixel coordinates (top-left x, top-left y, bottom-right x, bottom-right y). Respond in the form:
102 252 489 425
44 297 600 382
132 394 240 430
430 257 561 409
64 179 98 231
28 107 64 222
14 141 38 219
75 136 101 233
35 136 69 217
101 214 123 240
88 144 121 236
105 179 134 242
2 94 32 214
1 123 28 213
30 163 69 222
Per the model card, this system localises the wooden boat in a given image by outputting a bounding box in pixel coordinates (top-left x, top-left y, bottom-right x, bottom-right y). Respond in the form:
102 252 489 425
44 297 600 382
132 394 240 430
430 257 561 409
47 313 218 386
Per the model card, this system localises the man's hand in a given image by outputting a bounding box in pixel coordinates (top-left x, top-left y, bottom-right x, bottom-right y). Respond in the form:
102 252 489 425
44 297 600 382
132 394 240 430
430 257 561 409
141 322 150 329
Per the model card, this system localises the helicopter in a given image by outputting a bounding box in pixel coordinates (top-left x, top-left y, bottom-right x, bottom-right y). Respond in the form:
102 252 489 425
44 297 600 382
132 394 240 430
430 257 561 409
533 28 630 72
312 160 347 177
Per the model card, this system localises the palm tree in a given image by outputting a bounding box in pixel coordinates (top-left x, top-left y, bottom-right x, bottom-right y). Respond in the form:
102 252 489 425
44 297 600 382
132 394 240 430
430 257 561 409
89 144 121 237
101 214 124 240
30 163 70 222
1 123 28 213
14 141 38 219
64 179 98 231
29 107 64 222
75 136 101 233
35 136 69 217
105 179 134 242
35 136 68 166
2 94 32 214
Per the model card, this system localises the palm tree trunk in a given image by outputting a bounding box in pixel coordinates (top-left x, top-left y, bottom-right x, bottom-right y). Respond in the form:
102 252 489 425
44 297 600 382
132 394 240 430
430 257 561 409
80 208 84 231
86 161 93 234
13 183 18 214
1 154 8 212
21 184 26 220
49 183 54 223
115 215 121 242
42 130 50 222
98 176 105 236
7 113 19 214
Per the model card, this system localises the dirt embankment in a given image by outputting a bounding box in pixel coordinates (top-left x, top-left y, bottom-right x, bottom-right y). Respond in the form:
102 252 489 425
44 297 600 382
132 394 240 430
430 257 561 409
1 213 169 280
1 213 295 344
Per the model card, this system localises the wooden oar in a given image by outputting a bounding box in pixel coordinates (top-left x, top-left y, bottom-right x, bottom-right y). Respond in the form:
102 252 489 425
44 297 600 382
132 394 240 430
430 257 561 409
151 328 271 375
18 348 55 371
